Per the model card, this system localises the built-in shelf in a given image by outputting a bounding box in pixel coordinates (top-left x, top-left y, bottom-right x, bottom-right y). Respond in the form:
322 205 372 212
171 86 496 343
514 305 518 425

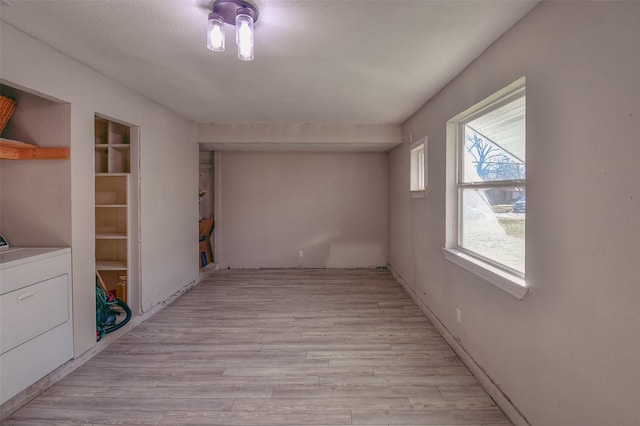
95 116 133 306
0 137 70 160
96 173 129 177
96 260 128 270
94 117 130 173
96 232 127 239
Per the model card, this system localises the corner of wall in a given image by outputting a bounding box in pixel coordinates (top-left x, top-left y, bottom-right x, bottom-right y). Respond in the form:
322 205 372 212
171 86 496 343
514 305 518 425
387 263 531 426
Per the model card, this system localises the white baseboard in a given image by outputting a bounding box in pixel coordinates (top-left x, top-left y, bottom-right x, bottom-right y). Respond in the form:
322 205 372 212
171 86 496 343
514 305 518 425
387 264 531 426
0 277 199 420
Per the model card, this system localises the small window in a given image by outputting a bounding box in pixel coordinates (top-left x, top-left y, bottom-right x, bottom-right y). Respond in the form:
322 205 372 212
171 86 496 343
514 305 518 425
444 78 527 298
410 137 427 193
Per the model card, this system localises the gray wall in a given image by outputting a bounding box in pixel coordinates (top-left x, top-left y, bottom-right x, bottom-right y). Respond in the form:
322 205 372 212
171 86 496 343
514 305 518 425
216 151 388 268
390 2 640 425
1 23 198 356
0 86 71 247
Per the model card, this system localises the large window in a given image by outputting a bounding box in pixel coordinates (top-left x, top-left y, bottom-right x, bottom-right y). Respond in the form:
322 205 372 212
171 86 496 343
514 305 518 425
444 78 528 298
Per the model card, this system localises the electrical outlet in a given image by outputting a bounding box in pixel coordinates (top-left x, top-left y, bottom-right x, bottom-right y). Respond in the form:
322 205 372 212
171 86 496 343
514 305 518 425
456 308 462 324
299 250 304 258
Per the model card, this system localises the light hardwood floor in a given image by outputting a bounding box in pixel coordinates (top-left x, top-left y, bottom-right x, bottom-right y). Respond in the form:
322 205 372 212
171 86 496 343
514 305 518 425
6 268 511 425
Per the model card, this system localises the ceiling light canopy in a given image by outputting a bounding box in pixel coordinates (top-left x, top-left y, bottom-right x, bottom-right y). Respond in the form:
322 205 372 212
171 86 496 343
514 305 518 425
207 0 258 61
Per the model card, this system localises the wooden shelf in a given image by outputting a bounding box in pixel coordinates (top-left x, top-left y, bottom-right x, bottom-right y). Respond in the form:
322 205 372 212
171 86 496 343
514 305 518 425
95 116 133 308
96 260 127 270
96 232 127 240
0 138 70 160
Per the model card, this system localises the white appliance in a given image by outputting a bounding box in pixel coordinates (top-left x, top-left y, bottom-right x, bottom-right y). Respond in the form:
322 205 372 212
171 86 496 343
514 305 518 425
0 247 73 404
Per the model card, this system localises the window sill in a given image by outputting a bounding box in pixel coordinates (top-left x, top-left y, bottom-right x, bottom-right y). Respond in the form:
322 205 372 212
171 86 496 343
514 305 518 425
442 248 530 300
410 190 425 198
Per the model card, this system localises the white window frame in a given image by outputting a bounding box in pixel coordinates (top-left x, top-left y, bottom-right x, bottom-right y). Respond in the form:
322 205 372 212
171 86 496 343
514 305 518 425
443 77 529 300
410 137 427 197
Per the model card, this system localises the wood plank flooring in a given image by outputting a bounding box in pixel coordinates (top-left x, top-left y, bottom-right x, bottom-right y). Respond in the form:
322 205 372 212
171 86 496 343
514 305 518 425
5 268 511 425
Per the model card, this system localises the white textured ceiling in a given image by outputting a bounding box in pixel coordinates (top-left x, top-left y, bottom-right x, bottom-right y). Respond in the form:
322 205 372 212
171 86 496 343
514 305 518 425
0 0 539 125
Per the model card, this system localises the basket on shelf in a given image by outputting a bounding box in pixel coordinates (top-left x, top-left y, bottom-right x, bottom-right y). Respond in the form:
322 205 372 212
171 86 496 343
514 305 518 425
0 96 17 134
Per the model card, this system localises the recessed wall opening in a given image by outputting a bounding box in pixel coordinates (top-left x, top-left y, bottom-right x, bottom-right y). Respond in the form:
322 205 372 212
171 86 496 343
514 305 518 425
94 115 140 316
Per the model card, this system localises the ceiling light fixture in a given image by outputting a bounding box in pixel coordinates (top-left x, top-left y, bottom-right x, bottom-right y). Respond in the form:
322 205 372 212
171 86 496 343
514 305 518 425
207 0 258 61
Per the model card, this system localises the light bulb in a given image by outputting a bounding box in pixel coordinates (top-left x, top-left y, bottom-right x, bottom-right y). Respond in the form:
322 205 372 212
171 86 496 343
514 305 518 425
207 13 225 52
235 12 254 61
